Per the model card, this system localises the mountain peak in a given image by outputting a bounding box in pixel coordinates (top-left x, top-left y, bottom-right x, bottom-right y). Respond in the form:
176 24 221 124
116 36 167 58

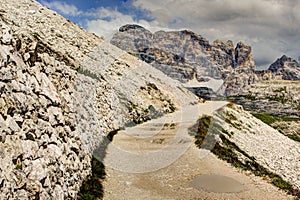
212 39 234 49
119 24 146 32
268 55 300 80
111 25 258 95
269 55 299 71
234 41 255 69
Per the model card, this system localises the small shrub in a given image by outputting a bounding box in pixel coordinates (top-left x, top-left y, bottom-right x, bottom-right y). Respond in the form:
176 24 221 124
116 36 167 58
252 113 276 125
77 67 100 80
78 156 106 200
15 163 22 170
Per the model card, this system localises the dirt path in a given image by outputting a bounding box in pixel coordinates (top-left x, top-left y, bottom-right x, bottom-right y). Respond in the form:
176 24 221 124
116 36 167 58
103 101 292 199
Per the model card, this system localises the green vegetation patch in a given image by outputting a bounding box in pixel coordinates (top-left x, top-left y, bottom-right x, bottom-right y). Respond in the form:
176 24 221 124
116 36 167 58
77 67 100 80
188 115 212 149
281 117 300 122
266 95 288 104
15 163 22 170
252 113 277 125
78 129 120 200
78 156 106 200
252 112 300 125
287 134 300 142
227 94 256 101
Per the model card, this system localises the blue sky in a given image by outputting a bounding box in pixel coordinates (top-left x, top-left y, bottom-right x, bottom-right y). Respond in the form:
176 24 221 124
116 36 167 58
37 0 153 30
37 0 300 68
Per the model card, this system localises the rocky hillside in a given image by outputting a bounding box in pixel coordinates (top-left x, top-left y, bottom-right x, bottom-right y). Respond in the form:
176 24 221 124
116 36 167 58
0 1 197 199
194 103 300 195
111 24 259 96
219 104 300 192
228 80 300 143
268 55 300 80
229 80 300 116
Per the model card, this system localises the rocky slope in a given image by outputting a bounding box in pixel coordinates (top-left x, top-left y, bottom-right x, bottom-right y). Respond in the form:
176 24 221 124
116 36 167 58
229 80 300 117
199 104 300 194
111 24 260 96
0 1 197 199
268 55 300 80
228 80 300 143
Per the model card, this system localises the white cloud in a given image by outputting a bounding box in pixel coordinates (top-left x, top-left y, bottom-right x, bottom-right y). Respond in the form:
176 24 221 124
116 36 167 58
40 1 81 16
39 0 300 67
85 7 136 40
132 0 300 67
85 7 172 40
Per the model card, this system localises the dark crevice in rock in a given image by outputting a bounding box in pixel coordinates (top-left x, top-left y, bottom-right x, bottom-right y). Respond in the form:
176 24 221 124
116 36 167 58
70 147 80 156
106 129 120 142
0 179 4 188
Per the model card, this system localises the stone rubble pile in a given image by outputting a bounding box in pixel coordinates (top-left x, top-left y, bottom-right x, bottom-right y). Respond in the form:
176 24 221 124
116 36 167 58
0 21 91 199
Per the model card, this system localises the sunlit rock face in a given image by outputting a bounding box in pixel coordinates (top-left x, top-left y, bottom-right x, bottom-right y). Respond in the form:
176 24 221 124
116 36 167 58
111 24 258 96
268 55 300 80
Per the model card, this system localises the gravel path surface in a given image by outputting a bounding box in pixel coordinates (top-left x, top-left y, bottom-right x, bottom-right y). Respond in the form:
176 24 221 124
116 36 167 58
103 101 292 199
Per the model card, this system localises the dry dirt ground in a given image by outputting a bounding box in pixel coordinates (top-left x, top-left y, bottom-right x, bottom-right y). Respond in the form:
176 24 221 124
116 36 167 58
102 101 293 200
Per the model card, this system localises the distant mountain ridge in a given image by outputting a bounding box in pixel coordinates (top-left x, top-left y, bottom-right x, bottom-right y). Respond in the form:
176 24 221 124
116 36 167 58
268 55 300 80
111 24 256 79
111 24 300 96
111 24 257 96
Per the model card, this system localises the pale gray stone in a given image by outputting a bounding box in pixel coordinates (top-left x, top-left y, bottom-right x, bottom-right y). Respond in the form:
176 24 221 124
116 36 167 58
28 159 47 181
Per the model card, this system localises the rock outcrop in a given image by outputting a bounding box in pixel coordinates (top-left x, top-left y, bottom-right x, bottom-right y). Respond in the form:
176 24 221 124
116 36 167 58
234 42 255 69
111 24 258 95
0 1 198 199
210 40 255 70
268 55 300 80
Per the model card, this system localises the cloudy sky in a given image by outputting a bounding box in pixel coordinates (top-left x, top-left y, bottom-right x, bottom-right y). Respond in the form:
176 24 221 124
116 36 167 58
37 0 300 68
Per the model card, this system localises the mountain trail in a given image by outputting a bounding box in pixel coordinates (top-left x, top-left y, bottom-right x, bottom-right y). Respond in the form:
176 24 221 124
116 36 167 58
103 101 292 199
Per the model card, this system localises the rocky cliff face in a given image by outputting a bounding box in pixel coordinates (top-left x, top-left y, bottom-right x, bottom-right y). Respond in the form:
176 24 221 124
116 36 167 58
111 24 258 95
0 1 197 199
268 55 300 80
111 24 300 96
210 40 255 70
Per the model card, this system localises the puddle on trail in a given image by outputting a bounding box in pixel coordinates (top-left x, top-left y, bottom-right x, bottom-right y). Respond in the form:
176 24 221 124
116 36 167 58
190 174 244 193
